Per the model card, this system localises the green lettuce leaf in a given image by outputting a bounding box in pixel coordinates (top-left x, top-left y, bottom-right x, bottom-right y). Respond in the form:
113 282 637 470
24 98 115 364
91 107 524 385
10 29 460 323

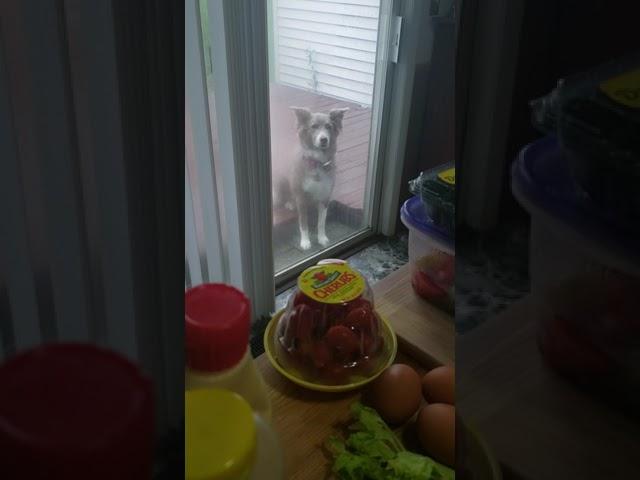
326 402 455 480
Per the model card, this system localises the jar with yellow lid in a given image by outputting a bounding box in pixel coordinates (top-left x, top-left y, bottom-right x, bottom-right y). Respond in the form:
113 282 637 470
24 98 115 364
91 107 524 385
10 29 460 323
185 284 271 421
185 389 283 480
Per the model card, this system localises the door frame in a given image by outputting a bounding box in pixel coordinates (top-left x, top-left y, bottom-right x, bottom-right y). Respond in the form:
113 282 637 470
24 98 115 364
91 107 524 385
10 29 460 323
191 0 430 309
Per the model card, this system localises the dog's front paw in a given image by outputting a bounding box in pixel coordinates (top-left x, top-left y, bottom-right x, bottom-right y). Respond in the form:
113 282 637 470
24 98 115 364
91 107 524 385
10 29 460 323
318 234 330 247
300 238 311 251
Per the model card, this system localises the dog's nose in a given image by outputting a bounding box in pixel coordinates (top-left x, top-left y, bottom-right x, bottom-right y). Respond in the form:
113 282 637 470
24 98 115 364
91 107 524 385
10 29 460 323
319 136 328 146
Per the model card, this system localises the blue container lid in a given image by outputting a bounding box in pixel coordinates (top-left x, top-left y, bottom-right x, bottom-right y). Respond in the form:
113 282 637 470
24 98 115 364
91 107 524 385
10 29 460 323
511 135 639 256
400 196 454 249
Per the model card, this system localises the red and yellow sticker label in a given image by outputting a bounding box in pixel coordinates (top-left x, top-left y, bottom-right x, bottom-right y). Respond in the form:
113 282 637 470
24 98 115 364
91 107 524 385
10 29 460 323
599 68 640 109
298 264 365 304
437 168 455 186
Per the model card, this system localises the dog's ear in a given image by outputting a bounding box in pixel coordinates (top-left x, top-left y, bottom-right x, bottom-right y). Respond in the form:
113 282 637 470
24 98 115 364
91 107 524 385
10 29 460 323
290 107 311 128
329 108 349 132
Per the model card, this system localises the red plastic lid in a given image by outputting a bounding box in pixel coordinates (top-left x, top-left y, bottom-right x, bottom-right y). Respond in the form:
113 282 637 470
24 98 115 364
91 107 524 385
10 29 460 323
0 343 154 480
185 283 250 372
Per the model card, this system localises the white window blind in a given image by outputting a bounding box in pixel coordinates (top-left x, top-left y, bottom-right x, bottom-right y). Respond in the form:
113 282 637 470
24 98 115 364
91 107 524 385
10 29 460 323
1 0 182 434
185 0 226 290
185 0 275 321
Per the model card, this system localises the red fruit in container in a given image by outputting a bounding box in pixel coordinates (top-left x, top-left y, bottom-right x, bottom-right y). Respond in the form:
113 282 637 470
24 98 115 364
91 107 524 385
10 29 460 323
347 297 374 312
311 341 332 369
412 270 448 300
540 314 614 378
293 290 315 308
343 307 373 333
296 339 314 359
435 255 455 287
324 303 347 325
281 310 299 347
295 304 315 341
276 260 385 385
325 325 360 362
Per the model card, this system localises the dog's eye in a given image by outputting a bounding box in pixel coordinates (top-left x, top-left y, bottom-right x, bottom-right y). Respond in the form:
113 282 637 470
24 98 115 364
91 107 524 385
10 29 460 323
325 123 332 129
311 123 319 129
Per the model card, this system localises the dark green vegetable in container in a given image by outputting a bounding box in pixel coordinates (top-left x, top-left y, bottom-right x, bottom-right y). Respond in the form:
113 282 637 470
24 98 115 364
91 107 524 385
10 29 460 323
409 165 455 237
326 403 454 480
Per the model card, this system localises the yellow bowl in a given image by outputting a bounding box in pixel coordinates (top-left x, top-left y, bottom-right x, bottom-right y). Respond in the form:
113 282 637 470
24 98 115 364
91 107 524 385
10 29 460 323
461 420 503 480
263 309 397 393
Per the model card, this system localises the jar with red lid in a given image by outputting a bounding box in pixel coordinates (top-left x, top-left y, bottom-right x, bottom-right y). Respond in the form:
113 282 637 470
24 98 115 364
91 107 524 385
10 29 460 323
185 283 271 420
0 343 154 480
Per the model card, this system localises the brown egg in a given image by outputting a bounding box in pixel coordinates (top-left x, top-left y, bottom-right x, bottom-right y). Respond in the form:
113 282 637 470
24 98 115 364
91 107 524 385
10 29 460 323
417 403 455 467
367 363 422 425
421 365 455 405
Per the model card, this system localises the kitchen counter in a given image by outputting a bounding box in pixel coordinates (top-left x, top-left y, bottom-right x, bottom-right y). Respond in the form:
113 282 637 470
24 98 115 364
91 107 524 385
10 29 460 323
458 295 640 479
256 264 454 479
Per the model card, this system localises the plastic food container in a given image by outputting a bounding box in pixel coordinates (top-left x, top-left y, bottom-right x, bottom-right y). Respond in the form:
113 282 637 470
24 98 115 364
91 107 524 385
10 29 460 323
530 54 640 222
185 283 271 420
401 196 455 313
186 389 283 480
409 163 455 235
512 135 640 403
0 344 154 480
270 260 395 389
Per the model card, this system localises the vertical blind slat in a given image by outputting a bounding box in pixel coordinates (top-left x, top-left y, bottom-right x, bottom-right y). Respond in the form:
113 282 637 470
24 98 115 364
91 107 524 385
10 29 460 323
0 281 13 362
206 0 245 290
64 0 138 361
185 161 204 286
186 0 226 286
24 0 91 342
0 33 40 353
0 3 57 348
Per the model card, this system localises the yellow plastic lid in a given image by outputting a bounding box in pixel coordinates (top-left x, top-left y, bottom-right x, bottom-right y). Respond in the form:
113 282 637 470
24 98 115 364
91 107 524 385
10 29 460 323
185 389 256 480
297 263 365 304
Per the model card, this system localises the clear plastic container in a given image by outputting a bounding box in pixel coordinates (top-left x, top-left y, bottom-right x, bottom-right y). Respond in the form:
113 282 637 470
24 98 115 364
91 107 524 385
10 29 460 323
409 164 455 235
185 389 283 480
530 54 640 222
185 284 271 420
275 260 386 386
512 135 640 404
401 196 455 313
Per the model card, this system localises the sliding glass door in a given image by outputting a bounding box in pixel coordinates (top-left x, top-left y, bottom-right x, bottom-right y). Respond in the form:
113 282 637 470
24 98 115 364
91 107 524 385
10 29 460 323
267 0 395 281
187 0 431 318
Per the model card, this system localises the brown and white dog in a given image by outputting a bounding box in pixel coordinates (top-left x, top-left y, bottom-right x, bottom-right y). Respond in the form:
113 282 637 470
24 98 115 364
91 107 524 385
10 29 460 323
280 106 348 251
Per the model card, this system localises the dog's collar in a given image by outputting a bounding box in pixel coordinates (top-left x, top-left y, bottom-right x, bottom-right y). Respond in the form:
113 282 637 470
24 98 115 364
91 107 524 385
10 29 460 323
306 156 333 169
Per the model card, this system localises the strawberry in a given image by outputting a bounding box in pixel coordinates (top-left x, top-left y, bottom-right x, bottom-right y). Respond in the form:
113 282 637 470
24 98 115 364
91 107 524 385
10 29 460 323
325 325 360 362
324 303 347 325
541 315 614 378
295 304 314 342
292 291 315 308
346 297 373 313
342 307 374 334
412 270 447 300
435 255 455 288
311 340 332 369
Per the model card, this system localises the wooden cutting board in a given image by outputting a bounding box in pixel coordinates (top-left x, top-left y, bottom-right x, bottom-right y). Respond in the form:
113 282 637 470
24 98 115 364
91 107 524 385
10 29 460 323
256 264 454 479
457 295 640 480
365 264 454 369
